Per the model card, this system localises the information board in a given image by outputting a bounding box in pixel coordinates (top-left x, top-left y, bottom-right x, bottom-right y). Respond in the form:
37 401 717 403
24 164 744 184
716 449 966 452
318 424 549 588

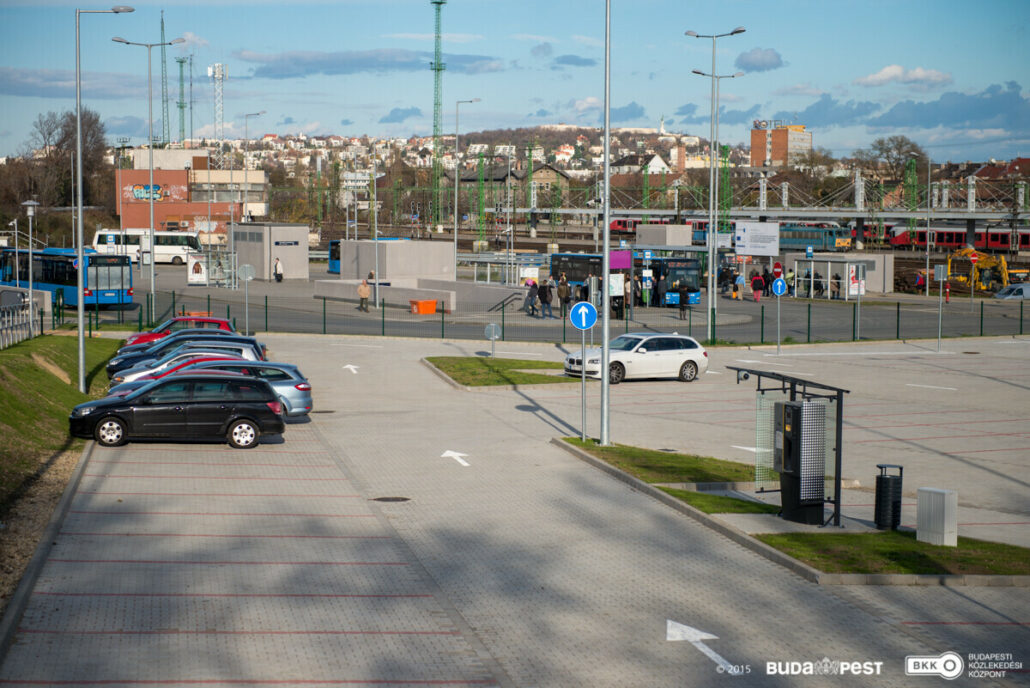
734 221 780 257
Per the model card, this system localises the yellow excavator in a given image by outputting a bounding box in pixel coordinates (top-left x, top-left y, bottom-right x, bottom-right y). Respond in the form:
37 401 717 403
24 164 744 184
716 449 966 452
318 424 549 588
946 247 1009 292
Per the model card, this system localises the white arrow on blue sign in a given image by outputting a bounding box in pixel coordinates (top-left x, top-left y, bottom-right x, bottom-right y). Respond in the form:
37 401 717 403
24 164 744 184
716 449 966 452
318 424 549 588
772 277 787 297
570 301 598 331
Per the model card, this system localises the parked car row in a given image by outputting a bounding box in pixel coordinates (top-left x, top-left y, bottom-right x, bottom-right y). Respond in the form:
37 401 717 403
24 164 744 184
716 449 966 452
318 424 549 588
70 316 312 449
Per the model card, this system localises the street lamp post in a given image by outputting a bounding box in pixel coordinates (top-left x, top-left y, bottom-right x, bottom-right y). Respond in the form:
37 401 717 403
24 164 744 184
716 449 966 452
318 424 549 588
242 111 264 224
76 5 133 392
686 26 745 343
22 201 40 336
453 98 480 277
112 33 184 325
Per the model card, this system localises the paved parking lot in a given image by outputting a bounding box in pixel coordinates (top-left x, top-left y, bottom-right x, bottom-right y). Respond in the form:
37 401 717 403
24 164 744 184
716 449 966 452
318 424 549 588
1 333 1027 686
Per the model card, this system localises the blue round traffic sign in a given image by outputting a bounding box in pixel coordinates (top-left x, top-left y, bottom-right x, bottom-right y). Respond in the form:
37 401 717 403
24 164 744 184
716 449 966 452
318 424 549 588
569 301 598 330
772 278 787 297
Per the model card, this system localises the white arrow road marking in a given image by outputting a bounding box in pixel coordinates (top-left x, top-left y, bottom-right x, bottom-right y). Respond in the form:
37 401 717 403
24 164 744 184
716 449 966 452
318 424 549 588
705 370 721 375
667 620 740 675
441 450 470 467
734 359 760 364
341 364 359 374
906 383 957 390
731 446 757 453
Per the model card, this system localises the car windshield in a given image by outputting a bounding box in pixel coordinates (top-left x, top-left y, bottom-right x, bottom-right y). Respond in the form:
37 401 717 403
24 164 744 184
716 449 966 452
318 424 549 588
610 336 644 351
997 286 1016 296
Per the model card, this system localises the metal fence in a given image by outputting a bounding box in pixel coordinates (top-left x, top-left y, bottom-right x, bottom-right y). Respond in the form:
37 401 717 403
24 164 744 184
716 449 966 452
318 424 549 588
0 304 33 350
137 288 1026 346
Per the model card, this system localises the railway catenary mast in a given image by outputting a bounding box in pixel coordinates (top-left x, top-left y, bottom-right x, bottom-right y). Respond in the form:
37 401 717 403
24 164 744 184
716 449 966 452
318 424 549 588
430 0 446 227
176 57 187 144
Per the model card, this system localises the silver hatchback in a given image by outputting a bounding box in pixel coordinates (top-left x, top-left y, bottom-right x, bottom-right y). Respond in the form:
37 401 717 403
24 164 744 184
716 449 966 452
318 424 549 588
179 360 313 416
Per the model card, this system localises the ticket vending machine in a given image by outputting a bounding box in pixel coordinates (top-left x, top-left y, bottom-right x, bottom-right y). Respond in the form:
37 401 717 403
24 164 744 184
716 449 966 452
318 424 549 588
774 401 826 524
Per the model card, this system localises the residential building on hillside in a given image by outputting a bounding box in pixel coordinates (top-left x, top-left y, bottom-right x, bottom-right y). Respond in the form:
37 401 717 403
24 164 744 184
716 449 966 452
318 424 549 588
749 121 812 167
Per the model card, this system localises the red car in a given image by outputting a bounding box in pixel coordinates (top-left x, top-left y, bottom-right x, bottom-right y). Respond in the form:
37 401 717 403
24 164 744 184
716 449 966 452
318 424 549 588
124 316 235 347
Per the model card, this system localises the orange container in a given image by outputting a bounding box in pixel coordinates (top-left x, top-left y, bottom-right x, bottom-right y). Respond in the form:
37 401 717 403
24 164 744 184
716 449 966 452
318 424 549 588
410 299 437 314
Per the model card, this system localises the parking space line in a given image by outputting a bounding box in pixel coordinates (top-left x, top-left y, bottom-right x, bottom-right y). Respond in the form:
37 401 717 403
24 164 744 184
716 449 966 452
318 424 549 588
59 532 391 540
83 474 349 481
48 559 409 566
34 592 429 598
78 491 360 498
69 510 377 518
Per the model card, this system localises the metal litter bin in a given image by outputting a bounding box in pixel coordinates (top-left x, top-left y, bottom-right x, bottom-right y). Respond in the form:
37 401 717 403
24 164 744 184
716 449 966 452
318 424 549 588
874 464 903 530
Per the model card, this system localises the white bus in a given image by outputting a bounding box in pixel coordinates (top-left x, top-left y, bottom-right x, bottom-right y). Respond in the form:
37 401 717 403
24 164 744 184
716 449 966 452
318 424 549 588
92 229 202 265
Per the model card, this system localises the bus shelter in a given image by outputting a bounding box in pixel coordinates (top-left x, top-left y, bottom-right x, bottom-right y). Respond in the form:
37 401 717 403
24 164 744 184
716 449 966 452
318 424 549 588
790 257 878 301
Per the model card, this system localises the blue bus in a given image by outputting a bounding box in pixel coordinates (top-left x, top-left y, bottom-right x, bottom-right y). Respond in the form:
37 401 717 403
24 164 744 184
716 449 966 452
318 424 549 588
0 247 134 308
549 252 702 305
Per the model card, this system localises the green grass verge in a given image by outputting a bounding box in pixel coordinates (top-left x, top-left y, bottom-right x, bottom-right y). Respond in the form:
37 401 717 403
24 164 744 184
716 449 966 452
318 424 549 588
426 356 574 387
0 335 122 508
658 487 780 514
565 438 754 483
755 530 1030 576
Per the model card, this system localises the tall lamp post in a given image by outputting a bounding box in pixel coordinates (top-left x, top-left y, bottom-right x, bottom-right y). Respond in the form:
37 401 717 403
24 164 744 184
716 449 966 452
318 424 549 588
76 5 134 393
22 200 40 336
453 98 480 276
112 34 185 325
685 26 745 343
242 111 264 223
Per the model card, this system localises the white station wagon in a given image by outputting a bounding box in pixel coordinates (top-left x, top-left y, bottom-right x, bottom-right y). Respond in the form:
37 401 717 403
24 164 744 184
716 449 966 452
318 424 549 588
565 332 709 384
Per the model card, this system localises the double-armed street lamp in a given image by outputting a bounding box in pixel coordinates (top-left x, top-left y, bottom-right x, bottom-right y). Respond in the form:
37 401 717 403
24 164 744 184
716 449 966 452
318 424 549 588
453 98 480 275
22 201 40 336
685 26 745 343
112 33 185 322
75 5 134 392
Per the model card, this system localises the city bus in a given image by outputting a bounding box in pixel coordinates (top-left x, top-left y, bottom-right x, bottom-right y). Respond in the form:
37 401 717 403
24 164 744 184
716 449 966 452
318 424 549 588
92 229 202 265
0 247 133 308
328 239 341 274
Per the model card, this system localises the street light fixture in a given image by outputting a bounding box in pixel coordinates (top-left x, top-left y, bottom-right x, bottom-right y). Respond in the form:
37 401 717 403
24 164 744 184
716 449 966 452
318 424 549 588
685 26 745 343
22 200 40 336
75 5 134 392
453 97 480 276
112 34 185 326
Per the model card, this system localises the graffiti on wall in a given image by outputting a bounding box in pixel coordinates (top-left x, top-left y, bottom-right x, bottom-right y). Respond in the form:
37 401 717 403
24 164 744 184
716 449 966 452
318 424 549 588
132 184 163 201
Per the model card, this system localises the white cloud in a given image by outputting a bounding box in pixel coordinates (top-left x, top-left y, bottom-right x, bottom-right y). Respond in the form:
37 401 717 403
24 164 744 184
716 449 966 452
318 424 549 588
179 32 209 52
854 64 952 88
383 33 483 43
572 35 603 47
772 83 826 97
513 33 556 42
572 96 601 112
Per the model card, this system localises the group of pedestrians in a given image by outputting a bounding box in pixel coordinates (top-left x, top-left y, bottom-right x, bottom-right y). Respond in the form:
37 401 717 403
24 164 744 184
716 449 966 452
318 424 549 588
522 276 569 319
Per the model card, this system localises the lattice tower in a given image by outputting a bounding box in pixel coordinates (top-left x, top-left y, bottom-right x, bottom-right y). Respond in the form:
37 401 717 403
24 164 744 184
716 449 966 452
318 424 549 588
160 11 170 146
430 0 446 225
176 57 187 144
208 63 226 169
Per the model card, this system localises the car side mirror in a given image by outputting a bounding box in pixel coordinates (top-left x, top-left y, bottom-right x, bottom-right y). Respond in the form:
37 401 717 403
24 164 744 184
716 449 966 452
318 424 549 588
637 348 648 354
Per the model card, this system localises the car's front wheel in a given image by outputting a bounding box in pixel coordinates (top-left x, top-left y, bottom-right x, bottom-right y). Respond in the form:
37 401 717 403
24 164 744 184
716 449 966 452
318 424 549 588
228 419 259 449
609 362 625 385
95 417 127 447
679 361 698 382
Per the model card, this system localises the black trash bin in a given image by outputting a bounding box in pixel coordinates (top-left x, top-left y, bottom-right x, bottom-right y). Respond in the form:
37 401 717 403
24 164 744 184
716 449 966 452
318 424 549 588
874 464 903 530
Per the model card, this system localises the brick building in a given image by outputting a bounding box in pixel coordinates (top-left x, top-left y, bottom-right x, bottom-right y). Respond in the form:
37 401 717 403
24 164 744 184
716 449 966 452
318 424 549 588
749 121 812 168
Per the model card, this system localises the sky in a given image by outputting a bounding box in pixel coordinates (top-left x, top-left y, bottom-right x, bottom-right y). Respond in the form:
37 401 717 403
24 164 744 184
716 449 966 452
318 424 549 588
1 0 1029 163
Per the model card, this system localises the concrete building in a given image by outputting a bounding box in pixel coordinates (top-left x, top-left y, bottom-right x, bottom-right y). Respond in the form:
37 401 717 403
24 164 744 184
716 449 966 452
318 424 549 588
749 121 812 168
231 222 310 281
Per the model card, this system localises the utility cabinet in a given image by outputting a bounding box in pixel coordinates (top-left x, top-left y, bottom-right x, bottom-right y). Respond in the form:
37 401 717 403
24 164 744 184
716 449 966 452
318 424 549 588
774 400 826 524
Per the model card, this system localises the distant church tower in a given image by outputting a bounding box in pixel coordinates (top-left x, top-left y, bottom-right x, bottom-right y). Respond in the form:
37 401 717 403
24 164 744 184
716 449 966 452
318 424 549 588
659 115 666 135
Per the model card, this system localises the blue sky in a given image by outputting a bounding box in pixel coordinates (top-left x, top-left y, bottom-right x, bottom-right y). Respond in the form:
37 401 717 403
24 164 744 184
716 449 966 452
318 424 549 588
1 0 1028 162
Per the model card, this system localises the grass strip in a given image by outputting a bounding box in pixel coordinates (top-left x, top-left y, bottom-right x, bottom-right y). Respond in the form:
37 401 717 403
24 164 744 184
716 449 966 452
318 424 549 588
0 335 122 507
755 530 1030 576
564 438 754 484
426 355 573 387
658 487 780 514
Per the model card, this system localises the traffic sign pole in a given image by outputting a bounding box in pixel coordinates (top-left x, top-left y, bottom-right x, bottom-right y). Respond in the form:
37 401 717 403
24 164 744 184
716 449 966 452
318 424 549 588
772 277 787 355
970 253 977 312
570 301 598 442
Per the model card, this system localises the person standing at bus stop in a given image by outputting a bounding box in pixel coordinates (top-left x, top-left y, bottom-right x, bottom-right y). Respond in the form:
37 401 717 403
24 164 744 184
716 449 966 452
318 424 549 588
273 257 284 283
750 271 764 303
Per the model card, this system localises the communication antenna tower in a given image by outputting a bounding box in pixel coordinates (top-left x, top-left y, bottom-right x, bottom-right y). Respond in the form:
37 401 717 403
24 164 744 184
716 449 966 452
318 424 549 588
160 11 170 146
208 63 226 169
176 57 187 144
430 0 446 226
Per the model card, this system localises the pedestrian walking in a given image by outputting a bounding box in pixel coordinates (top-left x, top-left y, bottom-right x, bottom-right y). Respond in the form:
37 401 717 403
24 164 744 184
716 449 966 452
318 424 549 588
273 257 284 283
557 274 571 316
356 279 371 312
676 281 690 320
524 280 539 316
539 278 555 319
751 272 764 303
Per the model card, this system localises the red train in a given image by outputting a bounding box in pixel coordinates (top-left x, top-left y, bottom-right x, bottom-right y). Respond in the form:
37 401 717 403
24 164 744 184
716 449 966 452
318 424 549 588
886 226 1030 251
